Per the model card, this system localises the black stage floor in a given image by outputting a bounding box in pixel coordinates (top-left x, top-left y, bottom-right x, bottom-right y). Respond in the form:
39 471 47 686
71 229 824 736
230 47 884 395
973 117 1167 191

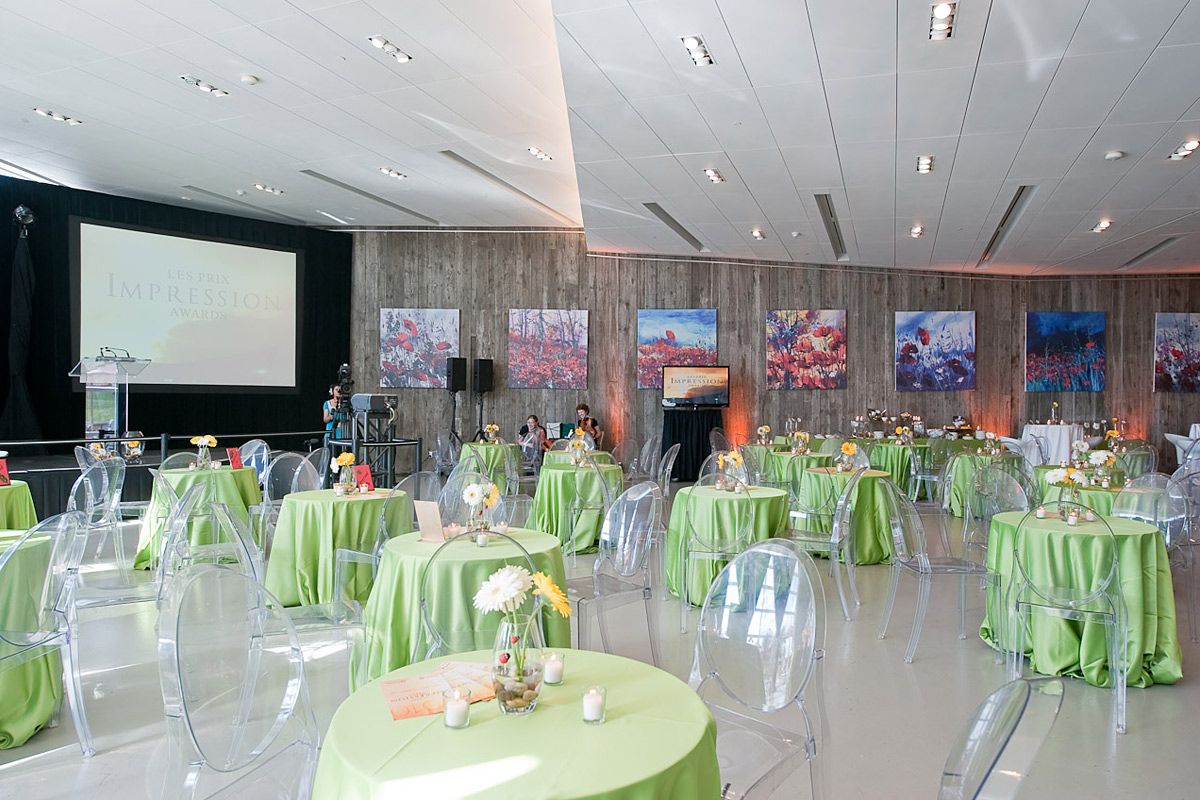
9 454 158 520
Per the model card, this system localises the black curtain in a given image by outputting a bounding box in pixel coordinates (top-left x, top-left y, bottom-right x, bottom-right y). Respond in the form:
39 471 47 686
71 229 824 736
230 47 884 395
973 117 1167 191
0 232 40 438
0 176 352 442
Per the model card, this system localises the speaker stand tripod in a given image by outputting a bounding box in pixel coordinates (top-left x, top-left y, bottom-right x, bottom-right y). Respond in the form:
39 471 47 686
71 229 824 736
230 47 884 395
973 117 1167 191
447 389 462 448
471 392 488 442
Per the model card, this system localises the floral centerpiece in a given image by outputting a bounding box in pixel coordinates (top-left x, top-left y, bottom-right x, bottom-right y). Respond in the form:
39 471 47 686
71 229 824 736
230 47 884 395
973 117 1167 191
756 425 771 445
978 431 1002 457
895 425 914 445
715 450 747 488
463 480 500 532
567 436 589 466
1070 439 1090 468
837 441 857 472
122 438 143 461
473 566 570 715
1087 449 1117 486
790 430 811 455
1049 401 1059 423
484 423 500 443
189 435 217 468
89 441 113 460
330 452 356 492
1045 467 1088 512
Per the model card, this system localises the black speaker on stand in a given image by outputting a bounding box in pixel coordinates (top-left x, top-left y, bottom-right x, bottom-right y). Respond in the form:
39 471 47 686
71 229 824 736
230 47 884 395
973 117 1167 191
471 359 493 441
446 357 466 448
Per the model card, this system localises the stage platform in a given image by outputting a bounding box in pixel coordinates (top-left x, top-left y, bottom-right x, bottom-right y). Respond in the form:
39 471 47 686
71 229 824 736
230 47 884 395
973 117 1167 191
9 454 158 521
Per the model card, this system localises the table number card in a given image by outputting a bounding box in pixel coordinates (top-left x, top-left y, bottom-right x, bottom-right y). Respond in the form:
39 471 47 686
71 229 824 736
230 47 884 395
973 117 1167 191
227 448 243 470
379 661 495 720
0 458 9 486
354 464 374 490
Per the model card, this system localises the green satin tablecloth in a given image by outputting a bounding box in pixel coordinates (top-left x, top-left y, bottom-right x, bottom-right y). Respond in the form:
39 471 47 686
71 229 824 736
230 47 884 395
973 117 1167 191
532 463 624 554
0 530 61 749
0 482 37 530
461 442 522 486
740 443 789 471
265 488 411 608
798 468 893 566
765 451 833 484
869 442 923 496
979 511 1182 689
315 649 720 800
1033 465 1126 501
945 453 1024 517
133 465 262 570
543 450 616 467
665 485 789 606
355 530 570 686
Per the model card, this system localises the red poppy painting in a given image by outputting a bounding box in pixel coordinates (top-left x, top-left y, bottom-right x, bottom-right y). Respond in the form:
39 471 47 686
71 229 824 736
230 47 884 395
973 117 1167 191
379 308 459 388
1025 312 1105 392
637 309 717 389
895 311 976 392
508 309 589 389
766 310 847 390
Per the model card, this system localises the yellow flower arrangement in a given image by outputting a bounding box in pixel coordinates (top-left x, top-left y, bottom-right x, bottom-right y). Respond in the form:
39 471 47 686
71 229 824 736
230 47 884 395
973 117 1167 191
1105 429 1120 440
482 482 500 509
841 442 857 456
334 452 356 468
895 426 904 435
189 435 217 448
532 571 571 618
575 427 585 437
484 423 500 435
717 451 743 469
91 442 104 452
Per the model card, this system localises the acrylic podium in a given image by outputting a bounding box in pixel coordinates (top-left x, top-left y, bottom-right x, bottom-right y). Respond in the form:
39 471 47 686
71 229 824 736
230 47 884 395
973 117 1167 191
68 351 151 437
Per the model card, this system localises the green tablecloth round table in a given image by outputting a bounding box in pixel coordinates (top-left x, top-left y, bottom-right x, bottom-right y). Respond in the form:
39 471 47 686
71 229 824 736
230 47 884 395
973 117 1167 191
798 468 894 566
945 453 1024 517
315 649 720 800
665 485 789 606
979 511 1182 689
0 482 37 530
868 441 923 497
265 488 411 608
0 530 61 749
355 529 570 686
740 442 789 470
460 441 522 487
543 449 616 467
532 463 624 554
765 451 833 485
1033 465 1126 502
133 465 262 570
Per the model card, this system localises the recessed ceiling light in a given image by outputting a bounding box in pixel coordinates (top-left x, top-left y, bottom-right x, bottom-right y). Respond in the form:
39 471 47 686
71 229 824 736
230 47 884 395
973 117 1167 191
703 168 724 183
367 35 412 64
32 107 83 125
751 228 765 240
929 2 956 39
180 75 230 97
254 183 283 195
916 155 935 174
1091 219 1112 232
910 225 924 238
1170 139 1200 159
681 34 714 66
527 146 553 162
379 167 407 179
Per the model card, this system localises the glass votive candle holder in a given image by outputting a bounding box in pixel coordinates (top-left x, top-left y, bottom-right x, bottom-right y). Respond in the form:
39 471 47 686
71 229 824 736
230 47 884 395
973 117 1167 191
475 530 489 547
443 688 471 729
582 685 606 725
544 651 565 685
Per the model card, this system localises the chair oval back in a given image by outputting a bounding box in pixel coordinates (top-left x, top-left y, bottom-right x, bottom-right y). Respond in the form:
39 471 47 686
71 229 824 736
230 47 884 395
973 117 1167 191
1163 476 1198 549
417 532 540 659
302 445 329 486
158 564 318 777
499 442 523 494
239 439 272 483
1116 445 1157 478
845 443 872 470
155 483 207 593
973 466 1030 516
610 439 640 476
597 482 662 578
291 458 321 493
829 468 868 551
503 495 534 528
696 540 825 713
698 451 749 485
709 427 730 454
639 433 662 476
74 445 103 471
685 475 757 552
818 437 845 456
939 678 1064 800
657 443 682 491
161 451 204 471
897 444 921 497
573 458 615 513
1012 502 1120 608
547 438 571 452
878 477 929 570
263 453 307 501
0 512 86 644
736 445 765 486
438 470 502 528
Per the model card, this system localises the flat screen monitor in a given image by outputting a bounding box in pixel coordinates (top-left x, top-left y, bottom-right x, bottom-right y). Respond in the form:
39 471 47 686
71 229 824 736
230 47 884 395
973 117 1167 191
662 365 730 407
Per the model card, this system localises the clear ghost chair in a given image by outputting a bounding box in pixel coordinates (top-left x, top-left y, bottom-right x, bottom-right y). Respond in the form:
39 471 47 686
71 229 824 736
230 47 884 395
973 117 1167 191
611 439 640 480
678 474 757 633
637 433 663 480
1006 502 1127 734
736 445 766 486
160 500 266 598
302 445 329 488
263 453 309 502
547 438 571 452
500 440 537 496
438 470 504 530
161 451 206 471
67 459 131 591
0 512 92 756
74 443 103 470
698 451 750 485
818 437 845 456
1116 445 1157 479
1164 476 1198 641
688 540 829 800
784 468 863 621
450 447 489 481
415 532 540 662
1025 435 1049 468
239 438 272 486
1109 474 1169 526
656 443 681 495
568 482 662 666
877 478 999 664
916 438 953 503
844 444 872 470
709 427 731 454
518 433 543 474
157 564 320 798
566 458 616 564
939 677 1065 800
964 466 1030 561
431 431 460 476
503 495 534 528
896 444 922 502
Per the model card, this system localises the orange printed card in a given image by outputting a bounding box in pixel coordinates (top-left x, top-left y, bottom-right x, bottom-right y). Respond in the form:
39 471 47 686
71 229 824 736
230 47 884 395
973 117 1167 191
354 464 374 490
226 448 243 469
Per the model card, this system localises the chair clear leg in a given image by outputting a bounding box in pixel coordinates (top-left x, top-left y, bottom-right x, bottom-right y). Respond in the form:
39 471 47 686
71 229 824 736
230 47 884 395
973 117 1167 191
61 616 95 756
643 587 661 668
877 563 901 640
830 553 852 622
904 573 931 663
957 574 968 639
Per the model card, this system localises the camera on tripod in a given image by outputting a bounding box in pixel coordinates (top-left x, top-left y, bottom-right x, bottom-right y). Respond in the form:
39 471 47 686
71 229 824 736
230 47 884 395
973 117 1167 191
335 364 355 417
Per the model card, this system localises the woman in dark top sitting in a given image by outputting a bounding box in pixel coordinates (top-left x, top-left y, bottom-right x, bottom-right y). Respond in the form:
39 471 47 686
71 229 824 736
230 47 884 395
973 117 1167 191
576 403 602 443
518 415 550 453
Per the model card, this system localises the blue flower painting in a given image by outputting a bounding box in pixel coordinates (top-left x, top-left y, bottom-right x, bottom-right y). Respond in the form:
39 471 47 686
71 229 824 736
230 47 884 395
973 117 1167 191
1025 312 1105 392
895 311 976 392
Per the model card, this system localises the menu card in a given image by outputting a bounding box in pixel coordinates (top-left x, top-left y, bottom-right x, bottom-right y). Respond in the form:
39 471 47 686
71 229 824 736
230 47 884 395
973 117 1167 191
379 661 495 721
0 458 9 486
354 464 375 491
226 448 243 469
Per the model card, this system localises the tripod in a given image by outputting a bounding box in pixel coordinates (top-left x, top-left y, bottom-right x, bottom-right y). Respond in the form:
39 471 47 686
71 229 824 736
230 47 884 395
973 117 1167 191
471 392 487 442
447 388 462 448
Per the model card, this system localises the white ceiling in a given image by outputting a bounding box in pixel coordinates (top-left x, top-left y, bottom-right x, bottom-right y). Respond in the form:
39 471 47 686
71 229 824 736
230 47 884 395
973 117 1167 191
0 0 582 227
2 0 1200 273
555 0 1200 274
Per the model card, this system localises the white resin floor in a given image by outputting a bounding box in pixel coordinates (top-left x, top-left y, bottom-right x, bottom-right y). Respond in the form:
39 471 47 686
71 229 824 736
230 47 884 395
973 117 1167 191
3 508 1199 798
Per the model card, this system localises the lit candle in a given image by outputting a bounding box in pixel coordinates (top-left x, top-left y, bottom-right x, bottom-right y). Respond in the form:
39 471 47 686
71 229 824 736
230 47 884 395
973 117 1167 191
476 531 489 547
443 689 470 729
1035 506 1045 519
544 652 564 685
334 483 345 496
1067 510 1078 526
582 686 606 723
495 521 508 533
1085 509 1096 521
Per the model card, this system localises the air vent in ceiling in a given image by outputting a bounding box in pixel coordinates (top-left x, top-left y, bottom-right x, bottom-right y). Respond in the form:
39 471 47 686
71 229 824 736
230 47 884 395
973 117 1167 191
1116 237 1181 272
642 202 706 252
299 170 438 225
976 185 1037 270
814 194 848 262
438 151 576 226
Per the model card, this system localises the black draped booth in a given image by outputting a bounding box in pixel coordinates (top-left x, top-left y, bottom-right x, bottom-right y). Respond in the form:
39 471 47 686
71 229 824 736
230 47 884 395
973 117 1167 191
661 408 724 481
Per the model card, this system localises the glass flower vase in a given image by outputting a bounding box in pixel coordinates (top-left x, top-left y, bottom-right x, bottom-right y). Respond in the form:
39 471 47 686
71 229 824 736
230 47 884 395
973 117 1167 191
196 446 211 469
492 615 544 715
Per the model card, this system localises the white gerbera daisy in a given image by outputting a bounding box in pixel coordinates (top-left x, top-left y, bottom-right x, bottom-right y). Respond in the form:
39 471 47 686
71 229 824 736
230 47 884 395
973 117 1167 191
1045 468 1067 485
473 564 532 614
462 483 484 506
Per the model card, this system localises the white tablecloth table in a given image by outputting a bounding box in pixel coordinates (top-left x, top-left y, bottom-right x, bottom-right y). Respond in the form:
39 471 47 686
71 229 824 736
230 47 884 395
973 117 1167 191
1022 424 1084 465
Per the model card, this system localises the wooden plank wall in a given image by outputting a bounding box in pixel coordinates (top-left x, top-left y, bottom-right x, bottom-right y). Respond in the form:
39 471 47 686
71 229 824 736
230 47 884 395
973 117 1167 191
352 229 1200 470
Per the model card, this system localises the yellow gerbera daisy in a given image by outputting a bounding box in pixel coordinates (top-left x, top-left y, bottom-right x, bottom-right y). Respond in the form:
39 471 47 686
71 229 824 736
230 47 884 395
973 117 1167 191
532 571 571 618
483 483 500 509
841 442 856 456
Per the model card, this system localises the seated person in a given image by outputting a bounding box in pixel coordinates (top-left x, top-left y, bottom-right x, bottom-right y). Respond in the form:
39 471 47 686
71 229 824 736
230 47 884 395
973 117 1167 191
518 415 550 453
575 403 603 444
